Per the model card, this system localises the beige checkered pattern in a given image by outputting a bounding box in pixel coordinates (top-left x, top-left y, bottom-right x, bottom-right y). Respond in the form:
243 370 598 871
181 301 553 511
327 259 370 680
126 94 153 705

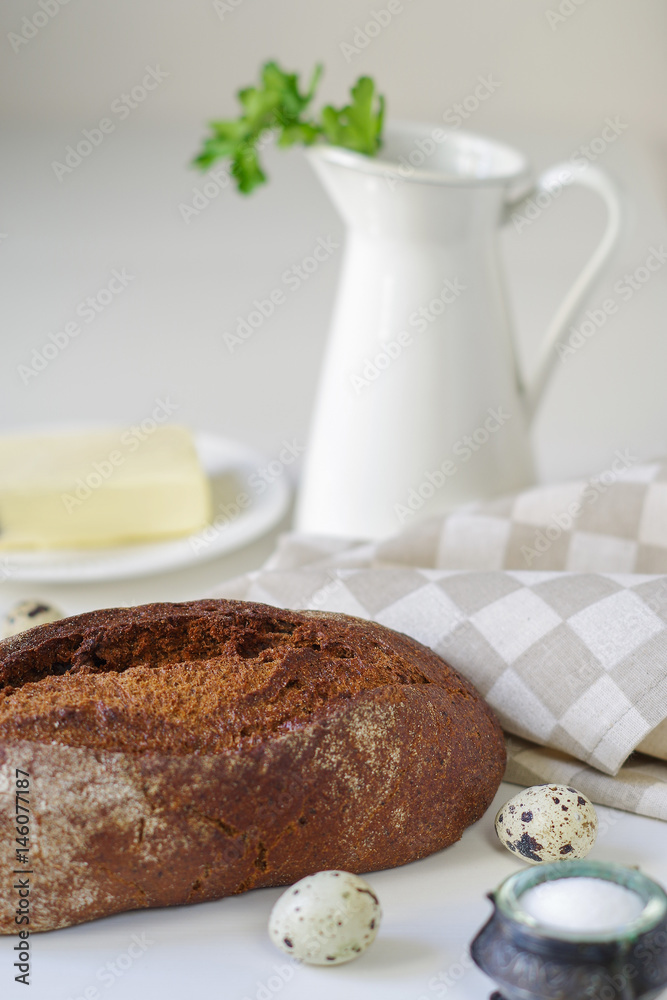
212 457 667 819
375 452 667 574
505 737 667 823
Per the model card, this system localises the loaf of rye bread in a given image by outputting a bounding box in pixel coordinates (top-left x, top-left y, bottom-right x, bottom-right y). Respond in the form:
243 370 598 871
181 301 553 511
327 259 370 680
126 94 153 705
0 599 505 933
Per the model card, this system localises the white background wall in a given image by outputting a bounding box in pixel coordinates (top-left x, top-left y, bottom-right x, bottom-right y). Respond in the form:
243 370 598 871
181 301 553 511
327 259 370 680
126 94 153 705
1 0 667 489
2 0 667 142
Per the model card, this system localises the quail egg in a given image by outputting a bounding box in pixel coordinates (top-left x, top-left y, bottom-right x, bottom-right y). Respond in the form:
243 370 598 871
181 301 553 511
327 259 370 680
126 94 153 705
1 600 64 639
268 870 382 965
495 784 598 864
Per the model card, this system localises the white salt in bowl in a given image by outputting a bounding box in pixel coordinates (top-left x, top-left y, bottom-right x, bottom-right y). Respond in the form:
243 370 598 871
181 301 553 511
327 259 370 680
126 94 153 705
471 861 667 1000
500 860 665 942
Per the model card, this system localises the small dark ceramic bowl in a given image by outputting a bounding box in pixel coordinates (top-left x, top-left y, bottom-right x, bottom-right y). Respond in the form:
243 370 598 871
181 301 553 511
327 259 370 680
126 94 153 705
471 860 667 1000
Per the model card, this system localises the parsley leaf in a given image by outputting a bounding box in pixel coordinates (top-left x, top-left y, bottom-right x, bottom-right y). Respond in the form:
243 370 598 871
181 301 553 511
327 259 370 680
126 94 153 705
320 76 385 156
192 61 385 194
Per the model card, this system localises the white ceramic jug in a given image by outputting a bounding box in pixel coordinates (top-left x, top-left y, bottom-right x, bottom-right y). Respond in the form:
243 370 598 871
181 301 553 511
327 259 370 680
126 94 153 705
295 122 621 539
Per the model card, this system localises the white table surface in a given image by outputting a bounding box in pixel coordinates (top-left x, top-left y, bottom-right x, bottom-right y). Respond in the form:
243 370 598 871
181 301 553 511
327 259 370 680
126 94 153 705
2 125 667 998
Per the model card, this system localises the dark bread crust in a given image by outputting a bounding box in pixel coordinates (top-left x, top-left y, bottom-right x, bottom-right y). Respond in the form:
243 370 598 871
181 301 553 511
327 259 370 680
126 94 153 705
0 599 505 932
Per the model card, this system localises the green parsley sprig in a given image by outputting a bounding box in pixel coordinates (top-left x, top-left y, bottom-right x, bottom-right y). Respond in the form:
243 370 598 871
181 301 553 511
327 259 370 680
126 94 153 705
192 61 385 194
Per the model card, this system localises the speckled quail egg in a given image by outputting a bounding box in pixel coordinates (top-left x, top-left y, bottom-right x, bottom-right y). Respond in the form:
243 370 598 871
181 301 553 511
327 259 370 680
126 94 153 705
268 870 382 965
495 784 598 864
0 600 64 640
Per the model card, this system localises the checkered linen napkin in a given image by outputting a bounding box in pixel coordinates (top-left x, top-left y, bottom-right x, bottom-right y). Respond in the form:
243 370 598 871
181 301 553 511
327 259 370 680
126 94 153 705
212 457 667 821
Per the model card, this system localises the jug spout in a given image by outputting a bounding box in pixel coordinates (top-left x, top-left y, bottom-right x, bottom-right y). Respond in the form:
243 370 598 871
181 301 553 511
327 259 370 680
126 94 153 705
307 121 528 242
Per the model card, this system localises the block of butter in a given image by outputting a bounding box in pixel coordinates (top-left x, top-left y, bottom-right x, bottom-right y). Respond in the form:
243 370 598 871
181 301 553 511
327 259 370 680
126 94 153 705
0 425 212 549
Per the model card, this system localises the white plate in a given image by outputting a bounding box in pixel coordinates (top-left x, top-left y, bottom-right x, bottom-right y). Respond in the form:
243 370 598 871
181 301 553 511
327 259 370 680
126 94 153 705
0 432 291 583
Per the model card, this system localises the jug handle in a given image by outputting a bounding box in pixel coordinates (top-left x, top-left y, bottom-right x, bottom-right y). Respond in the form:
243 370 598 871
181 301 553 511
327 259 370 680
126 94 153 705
503 162 622 423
